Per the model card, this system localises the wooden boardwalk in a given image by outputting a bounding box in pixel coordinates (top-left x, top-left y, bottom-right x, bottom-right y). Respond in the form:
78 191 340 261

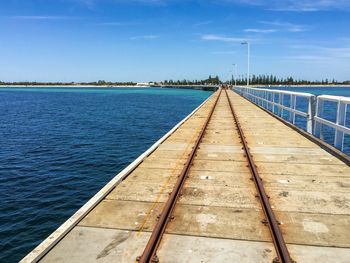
23 89 350 263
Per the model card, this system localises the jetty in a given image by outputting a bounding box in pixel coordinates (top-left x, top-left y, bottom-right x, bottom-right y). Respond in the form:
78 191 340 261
22 87 350 262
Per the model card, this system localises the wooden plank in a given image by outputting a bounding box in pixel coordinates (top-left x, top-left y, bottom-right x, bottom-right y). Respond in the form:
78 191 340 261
40 227 149 263
79 200 270 242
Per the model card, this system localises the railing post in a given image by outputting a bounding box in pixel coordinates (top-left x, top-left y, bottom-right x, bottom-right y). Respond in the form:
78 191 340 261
314 97 324 139
289 95 296 124
259 90 262 105
255 89 257 104
259 90 262 106
307 96 316 134
262 90 265 107
334 100 347 151
281 94 284 118
272 92 275 113
263 91 265 108
277 93 282 116
266 91 269 110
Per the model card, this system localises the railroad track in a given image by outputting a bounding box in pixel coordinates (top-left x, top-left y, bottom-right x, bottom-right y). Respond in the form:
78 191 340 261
137 86 294 263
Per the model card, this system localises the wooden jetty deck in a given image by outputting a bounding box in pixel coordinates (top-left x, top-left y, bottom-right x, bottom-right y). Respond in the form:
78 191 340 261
22 88 350 263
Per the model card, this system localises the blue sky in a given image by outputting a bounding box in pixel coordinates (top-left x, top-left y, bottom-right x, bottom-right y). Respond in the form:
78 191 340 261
0 0 349 82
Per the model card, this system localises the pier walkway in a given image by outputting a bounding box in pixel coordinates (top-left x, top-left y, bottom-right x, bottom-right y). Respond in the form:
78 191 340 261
23 89 350 263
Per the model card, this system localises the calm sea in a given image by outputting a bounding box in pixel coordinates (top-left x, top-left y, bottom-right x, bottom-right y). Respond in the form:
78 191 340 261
0 87 211 263
0 86 349 262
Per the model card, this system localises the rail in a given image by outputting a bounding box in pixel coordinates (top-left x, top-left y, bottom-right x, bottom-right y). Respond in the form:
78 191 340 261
225 88 293 263
137 87 294 262
314 95 350 151
137 88 222 263
234 86 315 133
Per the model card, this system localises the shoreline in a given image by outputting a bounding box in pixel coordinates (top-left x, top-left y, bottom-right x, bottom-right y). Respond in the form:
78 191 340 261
0 84 350 88
252 84 350 88
0 85 141 88
0 84 218 91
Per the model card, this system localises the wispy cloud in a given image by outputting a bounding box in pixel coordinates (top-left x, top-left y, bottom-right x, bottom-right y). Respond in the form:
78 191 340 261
7 15 73 20
201 34 248 43
96 22 137 26
73 0 96 9
96 22 125 26
244 28 277 33
130 35 159 40
194 20 213 27
283 55 330 61
326 47 350 58
283 43 350 63
74 0 167 8
290 44 350 58
226 0 265 6
259 20 308 32
221 0 350 11
71 0 350 11
269 0 350 11
128 0 166 5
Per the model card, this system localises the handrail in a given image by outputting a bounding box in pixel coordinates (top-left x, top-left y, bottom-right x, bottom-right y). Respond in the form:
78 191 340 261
314 95 349 151
239 86 314 98
317 95 350 103
233 86 350 154
234 86 315 133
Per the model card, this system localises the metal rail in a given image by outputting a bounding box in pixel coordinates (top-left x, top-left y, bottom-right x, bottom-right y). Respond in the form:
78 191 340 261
224 88 293 263
137 88 222 263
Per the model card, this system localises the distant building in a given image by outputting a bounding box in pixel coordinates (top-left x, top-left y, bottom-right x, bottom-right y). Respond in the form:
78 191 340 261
136 82 156 87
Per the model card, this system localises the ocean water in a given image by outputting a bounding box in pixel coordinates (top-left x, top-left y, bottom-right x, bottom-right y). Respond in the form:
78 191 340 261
0 87 211 263
258 86 350 154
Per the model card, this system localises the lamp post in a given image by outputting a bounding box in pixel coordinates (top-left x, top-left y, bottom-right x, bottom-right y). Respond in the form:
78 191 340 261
241 41 250 86
232 63 237 87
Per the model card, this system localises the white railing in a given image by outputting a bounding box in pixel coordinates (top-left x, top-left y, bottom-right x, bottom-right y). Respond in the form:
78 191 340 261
234 86 315 133
314 95 350 151
234 86 350 153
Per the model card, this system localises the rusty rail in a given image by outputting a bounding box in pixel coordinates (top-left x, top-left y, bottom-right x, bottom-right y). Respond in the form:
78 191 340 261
137 88 223 263
224 88 293 263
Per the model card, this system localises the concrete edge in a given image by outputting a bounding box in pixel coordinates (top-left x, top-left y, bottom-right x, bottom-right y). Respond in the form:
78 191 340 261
20 93 215 263
231 90 350 166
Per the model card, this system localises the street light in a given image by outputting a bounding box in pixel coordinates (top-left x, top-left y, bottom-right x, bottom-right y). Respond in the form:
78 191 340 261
241 41 250 86
232 63 237 87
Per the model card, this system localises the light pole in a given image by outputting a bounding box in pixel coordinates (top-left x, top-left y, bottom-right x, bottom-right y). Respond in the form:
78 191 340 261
241 41 250 86
232 63 237 87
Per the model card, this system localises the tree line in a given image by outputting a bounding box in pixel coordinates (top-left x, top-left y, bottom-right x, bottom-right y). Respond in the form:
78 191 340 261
1 75 349 86
0 80 136 86
161 75 221 85
229 75 346 85
162 75 350 86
